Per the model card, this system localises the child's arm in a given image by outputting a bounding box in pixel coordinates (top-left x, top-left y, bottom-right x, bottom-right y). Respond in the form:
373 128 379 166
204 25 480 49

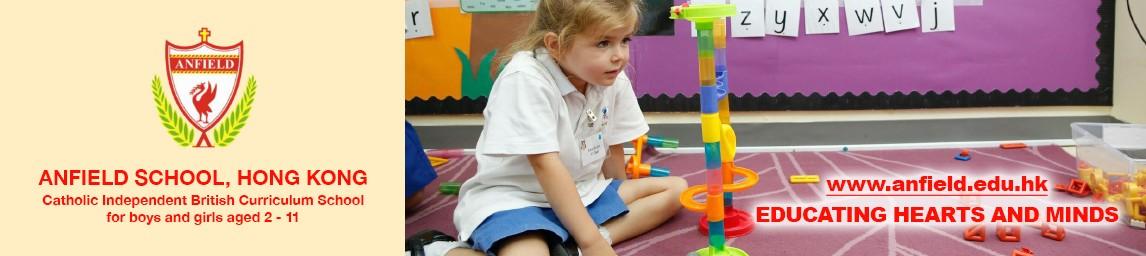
528 152 617 255
601 144 628 180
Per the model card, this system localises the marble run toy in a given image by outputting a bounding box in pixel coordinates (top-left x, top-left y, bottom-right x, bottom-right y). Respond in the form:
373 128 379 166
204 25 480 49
671 3 758 256
627 135 678 178
955 149 971 161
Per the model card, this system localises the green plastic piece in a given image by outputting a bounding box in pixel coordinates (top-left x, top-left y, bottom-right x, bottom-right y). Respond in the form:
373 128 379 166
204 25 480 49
688 246 749 256
669 4 737 22
697 29 714 56
647 136 679 149
439 181 461 195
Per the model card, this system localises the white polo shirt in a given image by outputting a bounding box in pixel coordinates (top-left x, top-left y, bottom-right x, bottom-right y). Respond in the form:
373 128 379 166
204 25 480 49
453 49 649 241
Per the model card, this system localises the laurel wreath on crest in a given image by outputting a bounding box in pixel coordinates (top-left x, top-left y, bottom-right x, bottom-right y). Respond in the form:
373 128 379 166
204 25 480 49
151 75 256 147
152 76 195 146
212 76 256 147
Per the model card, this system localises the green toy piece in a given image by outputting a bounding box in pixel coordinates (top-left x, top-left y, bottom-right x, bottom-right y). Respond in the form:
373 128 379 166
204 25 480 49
439 181 461 195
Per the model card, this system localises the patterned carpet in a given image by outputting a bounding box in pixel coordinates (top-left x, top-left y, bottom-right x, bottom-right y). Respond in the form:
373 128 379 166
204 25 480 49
407 146 1146 255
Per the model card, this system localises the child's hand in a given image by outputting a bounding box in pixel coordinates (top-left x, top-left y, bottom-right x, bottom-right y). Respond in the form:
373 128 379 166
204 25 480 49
602 144 628 180
580 241 617 256
528 152 618 256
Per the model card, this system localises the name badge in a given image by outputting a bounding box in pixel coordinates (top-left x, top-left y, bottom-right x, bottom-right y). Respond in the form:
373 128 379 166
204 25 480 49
580 132 606 166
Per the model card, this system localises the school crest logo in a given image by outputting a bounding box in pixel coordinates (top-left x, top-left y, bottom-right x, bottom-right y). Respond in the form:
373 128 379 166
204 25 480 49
152 28 257 147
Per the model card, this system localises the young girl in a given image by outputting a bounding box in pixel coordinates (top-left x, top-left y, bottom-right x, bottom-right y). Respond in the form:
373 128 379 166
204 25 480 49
406 0 686 255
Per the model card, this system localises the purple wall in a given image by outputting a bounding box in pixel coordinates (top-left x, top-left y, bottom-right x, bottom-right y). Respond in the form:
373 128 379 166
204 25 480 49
626 0 1101 96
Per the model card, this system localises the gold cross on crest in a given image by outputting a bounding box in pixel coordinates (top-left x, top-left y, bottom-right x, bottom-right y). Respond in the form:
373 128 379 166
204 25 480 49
198 27 211 43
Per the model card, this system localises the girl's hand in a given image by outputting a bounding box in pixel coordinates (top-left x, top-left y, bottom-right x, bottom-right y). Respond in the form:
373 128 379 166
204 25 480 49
580 241 618 256
602 144 627 180
527 152 617 256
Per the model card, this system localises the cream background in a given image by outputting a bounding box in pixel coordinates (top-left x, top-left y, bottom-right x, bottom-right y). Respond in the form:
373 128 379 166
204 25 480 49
0 1 402 255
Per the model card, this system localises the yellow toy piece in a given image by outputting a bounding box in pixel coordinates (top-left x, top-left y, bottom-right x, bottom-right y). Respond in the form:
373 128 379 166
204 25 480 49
719 124 736 162
1121 181 1145 221
428 156 449 167
1108 194 1124 203
1136 169 1146 186
1127 196 1145 222
789 175 821 184
701 114 722 142
1090 168 1108 196
1078 165 1095 186
1106 176 1129 202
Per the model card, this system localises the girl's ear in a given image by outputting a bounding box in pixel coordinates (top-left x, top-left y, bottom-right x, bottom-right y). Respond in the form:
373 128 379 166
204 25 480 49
543 32 561 60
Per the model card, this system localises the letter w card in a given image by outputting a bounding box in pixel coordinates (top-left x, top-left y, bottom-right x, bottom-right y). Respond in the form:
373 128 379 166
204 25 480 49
844 0 884 36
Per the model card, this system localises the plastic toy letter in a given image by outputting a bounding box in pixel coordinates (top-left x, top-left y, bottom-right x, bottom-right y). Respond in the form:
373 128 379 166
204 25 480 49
804 0 840 35
881 0 920 32
405 0 435 39
730 0 766 38
765 0 800 37
844 0 884 36
922 0 956 33
689 0 726 37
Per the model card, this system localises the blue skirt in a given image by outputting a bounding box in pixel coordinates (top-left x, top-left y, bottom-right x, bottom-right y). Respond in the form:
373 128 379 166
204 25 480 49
404 121 436 198
469 179 628 253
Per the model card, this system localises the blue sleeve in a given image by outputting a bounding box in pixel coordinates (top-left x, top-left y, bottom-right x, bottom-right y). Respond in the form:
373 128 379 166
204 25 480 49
405 121 437 198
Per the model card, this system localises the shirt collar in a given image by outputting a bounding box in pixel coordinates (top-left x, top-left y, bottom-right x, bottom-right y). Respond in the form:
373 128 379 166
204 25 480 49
534 48 578 96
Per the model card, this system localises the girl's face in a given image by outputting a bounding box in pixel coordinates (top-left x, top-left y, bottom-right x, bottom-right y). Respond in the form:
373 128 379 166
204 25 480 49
550 24 634 89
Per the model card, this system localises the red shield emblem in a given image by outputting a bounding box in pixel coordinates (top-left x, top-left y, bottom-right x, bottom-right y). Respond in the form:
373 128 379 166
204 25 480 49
165 28 243 147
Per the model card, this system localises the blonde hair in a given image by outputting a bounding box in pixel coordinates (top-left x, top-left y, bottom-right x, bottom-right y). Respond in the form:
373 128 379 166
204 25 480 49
503 0 641 63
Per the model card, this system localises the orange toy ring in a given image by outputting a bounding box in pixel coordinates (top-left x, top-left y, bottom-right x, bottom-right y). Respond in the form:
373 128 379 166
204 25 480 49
679 165 759 212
